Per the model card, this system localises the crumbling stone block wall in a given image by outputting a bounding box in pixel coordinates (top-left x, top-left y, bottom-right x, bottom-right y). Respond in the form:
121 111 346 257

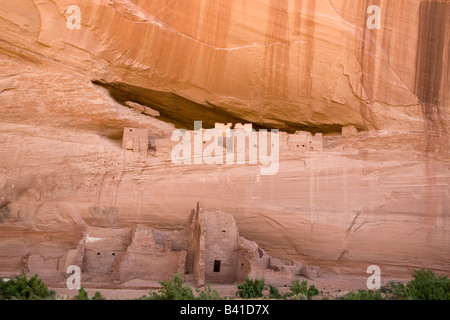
186 202 317 287
154 124 324 164
287 131 323 152
122 127 149 155
62 225 189 283
120 251 183 282
203 210 239 284
24 254 60 282
235 236 304 286
41 203 319 287
119 225 187 282
81 227 132 275
186 203 206 286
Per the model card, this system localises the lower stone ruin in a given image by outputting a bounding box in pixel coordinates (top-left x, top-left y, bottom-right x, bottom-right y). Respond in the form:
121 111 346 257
24 202 320 287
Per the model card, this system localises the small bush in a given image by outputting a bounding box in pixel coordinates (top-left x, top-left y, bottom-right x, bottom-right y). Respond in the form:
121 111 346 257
288 280 319 300
268 285 283 299
196 285 222 300
74 286 90 300
291 293 308 300
344 289 385 300
0 271 55 300
149 273 195 300
91 291 107 300
405 269 450 300
73 287 106 300
236 276 267 299
380 281 408 299
346 269 450 300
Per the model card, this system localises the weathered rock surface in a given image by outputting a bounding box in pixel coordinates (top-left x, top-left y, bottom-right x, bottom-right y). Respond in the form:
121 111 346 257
1 0 448 132
0 0 449 281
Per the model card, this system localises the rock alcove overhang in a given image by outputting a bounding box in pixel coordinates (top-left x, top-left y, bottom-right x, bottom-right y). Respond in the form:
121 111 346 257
92 80 348 135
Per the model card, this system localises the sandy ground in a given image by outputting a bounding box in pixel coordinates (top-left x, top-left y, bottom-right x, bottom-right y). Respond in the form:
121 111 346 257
50 272 412 300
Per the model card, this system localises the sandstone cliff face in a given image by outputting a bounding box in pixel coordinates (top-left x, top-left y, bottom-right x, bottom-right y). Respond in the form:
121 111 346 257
2 0 448 132
0 0 449 280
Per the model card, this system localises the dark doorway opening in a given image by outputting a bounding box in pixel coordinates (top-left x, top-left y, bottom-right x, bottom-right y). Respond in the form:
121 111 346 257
213 260 221 273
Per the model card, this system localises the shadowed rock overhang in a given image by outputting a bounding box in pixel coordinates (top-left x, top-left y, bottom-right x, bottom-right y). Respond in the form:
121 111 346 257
93 80 346 135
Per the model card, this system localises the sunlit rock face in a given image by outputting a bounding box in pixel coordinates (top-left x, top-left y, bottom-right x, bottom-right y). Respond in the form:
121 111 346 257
2 0 449 132
0 0 449 281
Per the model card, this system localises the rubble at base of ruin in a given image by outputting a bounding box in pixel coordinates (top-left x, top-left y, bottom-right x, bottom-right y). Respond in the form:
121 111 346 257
23 203 320 287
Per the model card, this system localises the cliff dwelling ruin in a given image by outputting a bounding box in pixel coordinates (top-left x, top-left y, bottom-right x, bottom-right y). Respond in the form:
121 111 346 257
1 0 449 300
23 203 319 287
124 123 324 157
122 127 149 155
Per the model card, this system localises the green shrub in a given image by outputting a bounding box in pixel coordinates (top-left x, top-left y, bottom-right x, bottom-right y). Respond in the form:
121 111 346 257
236 276 267 299
73 287 106 300
405 269 450 300
380 281 408 299
268 285 283 299
74 286 89 300
196 285 222 300
91 291 106 300
344 289 385 300
0 271 55 300
288 280 319 300
291 293 308 300
347 269 450 300
149 273 195 300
